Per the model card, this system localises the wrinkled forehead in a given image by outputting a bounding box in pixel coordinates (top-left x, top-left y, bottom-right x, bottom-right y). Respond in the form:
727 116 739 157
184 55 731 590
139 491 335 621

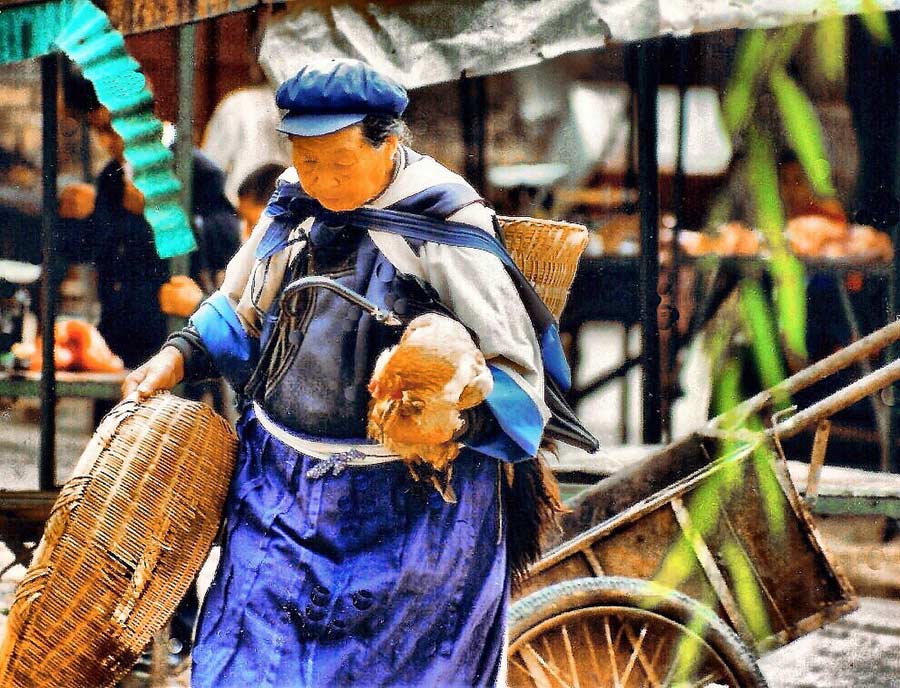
289 125 367 157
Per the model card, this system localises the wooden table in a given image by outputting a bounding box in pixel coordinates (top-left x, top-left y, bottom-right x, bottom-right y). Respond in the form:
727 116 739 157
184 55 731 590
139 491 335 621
0 369 127 400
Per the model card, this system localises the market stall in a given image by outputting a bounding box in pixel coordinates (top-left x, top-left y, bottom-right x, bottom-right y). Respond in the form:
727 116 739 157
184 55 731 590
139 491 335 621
1 1 899 686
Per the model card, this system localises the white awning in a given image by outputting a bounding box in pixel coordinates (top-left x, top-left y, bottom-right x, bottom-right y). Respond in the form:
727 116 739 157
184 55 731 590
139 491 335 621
260 0 900 90
260 0 613 90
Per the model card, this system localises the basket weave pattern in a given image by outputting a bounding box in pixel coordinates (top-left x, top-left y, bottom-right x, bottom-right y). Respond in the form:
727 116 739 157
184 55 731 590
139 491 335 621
498 216 589 321
0 394 237 688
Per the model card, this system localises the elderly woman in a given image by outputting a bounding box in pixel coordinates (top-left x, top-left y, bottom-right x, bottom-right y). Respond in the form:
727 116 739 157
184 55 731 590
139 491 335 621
125 59 559 687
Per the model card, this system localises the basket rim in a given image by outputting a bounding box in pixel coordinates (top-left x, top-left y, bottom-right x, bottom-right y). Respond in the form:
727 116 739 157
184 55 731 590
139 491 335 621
497 215 588 232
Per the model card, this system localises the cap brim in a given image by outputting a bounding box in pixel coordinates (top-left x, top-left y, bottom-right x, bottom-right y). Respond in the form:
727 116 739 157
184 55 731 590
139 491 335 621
277 112 366 137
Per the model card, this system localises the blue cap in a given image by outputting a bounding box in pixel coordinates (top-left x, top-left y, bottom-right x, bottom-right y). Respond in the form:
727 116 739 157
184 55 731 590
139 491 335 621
275 59 408 137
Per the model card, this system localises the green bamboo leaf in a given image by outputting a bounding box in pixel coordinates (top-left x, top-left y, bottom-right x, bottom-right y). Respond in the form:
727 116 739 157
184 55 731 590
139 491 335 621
670 614 707 684
722 30 768 133
738 279 788 392
860 0 892 45
769 67 836 197
723 27 805 137
746 127 784 235
769 253 808 358
752 443 788 536
745 126 808 359
814 14 846 83
654 537 698 592
713 357 742 418
721 540 773 641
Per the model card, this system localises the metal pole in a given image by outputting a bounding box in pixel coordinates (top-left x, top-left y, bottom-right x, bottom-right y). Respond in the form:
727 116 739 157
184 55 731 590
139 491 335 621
172 23 195 280
772 358 900 441
662 36 690 439
39 53 60 491
623 45 638 204
459 74 487 195
890 34 900 474
891 216 900 472
672 38 690 231
637 39 662 444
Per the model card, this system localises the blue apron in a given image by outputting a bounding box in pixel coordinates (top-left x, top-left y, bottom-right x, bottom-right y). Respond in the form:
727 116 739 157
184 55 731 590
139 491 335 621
192 409 507 687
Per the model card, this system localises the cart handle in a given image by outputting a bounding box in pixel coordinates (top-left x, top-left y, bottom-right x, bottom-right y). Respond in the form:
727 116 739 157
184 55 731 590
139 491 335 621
769 357 900 440
708 317 900 431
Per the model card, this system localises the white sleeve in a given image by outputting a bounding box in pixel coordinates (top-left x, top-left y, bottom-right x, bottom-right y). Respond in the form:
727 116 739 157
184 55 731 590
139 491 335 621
417 207 549 421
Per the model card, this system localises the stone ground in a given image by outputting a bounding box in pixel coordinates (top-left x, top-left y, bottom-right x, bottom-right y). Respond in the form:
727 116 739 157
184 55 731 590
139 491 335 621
1 323 900 685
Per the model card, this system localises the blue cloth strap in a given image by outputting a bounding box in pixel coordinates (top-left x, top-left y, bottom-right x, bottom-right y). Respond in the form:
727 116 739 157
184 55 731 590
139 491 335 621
190 292 259 391
392 183 483 218
352 204 572 393
254 184 571 392
464 365 544 463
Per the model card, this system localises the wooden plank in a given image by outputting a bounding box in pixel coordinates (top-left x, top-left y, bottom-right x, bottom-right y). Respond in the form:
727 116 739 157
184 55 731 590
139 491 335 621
101 0 260 35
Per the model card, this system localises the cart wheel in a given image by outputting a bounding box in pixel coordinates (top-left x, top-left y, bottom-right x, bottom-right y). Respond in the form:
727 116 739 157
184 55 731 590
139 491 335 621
508 576 767 688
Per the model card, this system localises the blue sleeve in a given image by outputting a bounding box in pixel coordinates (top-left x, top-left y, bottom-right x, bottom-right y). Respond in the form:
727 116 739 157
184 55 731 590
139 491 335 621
189 291 259 391
463 365 545 463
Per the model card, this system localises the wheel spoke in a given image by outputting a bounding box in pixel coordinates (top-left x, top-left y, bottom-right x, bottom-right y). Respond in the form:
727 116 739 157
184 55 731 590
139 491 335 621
662 631 704 687
561 625 581 688
612 614 627 651
624 622 663 688
604 617 623 688
541 635 562 679
689 671 720 687
513 651 553 688
580 620 604 684
511 599 751 688
522 642 574 688
620 624 648 686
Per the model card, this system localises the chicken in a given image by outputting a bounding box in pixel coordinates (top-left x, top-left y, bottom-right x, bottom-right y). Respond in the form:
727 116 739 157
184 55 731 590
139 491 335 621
367 313 493 500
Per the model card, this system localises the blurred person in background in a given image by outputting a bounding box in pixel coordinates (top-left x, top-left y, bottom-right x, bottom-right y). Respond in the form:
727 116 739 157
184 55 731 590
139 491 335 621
200 16 291 206
159 162 287 317
57 67 240 664
58 68 240 397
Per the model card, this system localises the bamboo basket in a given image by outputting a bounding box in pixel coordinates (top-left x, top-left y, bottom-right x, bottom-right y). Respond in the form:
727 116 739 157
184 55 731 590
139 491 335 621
497 216 590 321
0 393 237 688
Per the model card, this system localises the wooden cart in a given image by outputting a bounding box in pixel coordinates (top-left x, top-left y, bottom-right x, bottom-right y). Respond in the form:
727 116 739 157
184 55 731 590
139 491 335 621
507 319 900 687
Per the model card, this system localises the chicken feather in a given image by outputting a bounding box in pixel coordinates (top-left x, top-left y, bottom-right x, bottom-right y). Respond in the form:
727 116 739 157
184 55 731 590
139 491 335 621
367 313 493 491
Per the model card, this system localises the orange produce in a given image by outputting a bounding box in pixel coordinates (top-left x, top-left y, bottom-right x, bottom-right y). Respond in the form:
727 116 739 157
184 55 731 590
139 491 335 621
11 320 124 372
12 340 76 371
55 319 124 373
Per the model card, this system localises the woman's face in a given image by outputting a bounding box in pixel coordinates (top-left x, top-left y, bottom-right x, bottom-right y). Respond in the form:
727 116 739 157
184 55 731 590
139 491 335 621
290 126 398 211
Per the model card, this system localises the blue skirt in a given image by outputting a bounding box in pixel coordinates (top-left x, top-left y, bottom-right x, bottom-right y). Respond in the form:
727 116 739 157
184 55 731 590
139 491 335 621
191 408 508 687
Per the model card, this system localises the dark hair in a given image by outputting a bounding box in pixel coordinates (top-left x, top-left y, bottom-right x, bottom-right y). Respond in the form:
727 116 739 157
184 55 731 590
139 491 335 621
360 113 410 147
237 163 288 203
63 64 101 115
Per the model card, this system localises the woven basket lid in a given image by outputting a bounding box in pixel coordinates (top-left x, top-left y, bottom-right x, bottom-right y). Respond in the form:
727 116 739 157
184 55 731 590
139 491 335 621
497 216 589 321
0 393 237 688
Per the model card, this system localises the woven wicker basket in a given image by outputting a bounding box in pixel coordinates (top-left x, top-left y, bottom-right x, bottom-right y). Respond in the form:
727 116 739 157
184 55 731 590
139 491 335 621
0 393 237 688
497 216 590 321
